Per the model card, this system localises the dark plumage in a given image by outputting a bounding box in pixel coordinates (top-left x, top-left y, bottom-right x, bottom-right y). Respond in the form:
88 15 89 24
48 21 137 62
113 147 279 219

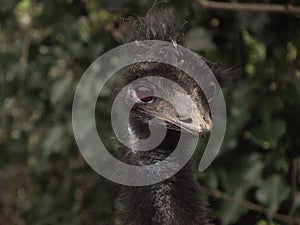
115 8 228 225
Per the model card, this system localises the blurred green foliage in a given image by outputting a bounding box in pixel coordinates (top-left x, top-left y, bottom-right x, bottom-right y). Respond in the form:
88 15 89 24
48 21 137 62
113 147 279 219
0 0 300 224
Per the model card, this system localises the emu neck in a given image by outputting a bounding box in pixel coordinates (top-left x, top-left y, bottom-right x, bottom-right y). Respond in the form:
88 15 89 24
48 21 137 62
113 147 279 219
120 129 209 225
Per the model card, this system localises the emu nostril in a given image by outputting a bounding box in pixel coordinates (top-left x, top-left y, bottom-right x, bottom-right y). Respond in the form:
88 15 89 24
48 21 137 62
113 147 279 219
179 117 193 124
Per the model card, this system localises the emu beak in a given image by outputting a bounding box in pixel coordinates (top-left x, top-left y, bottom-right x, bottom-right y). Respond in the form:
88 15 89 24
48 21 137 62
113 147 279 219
150 111 211 138
146 97 212 138
172 103 211 138
177 111 211 137
170 93 212 137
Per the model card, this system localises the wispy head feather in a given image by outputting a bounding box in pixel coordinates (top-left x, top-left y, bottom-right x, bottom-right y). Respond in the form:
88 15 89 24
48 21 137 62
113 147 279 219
128 8 186 44
125 7 234 85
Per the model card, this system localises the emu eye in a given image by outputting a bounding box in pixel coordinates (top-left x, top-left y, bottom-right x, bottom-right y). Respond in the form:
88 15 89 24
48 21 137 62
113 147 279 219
135 86 154 103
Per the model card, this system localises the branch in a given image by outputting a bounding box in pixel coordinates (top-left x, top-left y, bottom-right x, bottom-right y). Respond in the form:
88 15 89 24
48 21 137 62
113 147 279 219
20 0 34 67
20 34 31 66
289 158 299 220
199 185 300 225
196 0 300 14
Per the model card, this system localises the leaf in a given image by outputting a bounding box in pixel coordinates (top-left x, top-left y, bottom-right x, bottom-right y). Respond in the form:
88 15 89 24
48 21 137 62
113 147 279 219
220 187 249 225
42 125 68 157
50 76 73 106
249 119 286 149
256 175 290 212
219 154 264 225
184 27 216 52
222 81 257 151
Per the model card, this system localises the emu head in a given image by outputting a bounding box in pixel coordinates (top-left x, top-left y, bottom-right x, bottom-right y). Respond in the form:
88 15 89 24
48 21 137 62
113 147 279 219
117 61 212 139
113 8 230 158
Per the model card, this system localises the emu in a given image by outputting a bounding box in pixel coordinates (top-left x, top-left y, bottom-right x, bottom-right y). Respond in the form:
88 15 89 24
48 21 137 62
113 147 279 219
114 9 228 225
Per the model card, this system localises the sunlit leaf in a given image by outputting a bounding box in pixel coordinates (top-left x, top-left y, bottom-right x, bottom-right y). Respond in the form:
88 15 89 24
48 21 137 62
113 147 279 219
184 27 216 52
256 175 290 212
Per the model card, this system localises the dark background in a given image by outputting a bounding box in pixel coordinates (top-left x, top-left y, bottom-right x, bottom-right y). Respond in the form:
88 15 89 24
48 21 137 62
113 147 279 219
0 0 300 224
